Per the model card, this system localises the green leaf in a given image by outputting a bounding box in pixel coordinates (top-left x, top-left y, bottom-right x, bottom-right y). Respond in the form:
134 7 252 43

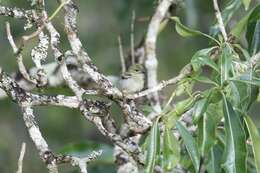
231 4 260 38
174 95 200 116
233 44 250 60
249 21 260 55
162 127 180 171
170 17 219 44
244 115 260 173
222 96 247 173
220 43 234 85
245 4 260 55
229 70 259 111
176 121 200 173
209 90 223 103
205 144 224 173
200 112 217 156
193 98 209 123
145 118 160 173
191 47 219 73
230 76 260 86
192 75 219 87
231 11 252 37
174 78 194 96
242 0 251 10
197 103 221 157
210 0 242 37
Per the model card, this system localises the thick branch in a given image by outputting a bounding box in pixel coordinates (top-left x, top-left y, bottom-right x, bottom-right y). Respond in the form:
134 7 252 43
144 0 174 112
0 6 33 19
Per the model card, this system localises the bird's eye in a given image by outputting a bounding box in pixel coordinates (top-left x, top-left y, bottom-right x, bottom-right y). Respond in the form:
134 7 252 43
135 69 138 72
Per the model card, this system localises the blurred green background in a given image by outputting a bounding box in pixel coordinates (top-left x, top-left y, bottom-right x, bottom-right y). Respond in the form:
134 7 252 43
0 0 259 172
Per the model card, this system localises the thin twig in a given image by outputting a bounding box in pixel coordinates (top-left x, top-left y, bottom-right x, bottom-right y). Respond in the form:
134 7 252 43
212 0 227 41
16 142 26 173
118 36 126 73
131 10 136 65
17 0 71 54
127 71 187 99
5 22 37 84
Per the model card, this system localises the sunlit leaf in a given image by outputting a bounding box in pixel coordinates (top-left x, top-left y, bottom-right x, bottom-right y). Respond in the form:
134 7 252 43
176 121 200 172
200 112 217 156
145 119 160 173
244 115 260 173
222 96 247 173
241 0 251 10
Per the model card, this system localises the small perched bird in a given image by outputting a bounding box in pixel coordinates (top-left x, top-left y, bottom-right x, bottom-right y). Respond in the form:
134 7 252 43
117 64 145 94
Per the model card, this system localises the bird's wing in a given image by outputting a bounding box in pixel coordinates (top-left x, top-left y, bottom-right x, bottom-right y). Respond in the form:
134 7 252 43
121 72 132 79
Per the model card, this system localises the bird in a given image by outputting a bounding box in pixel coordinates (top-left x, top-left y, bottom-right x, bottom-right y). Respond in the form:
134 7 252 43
117 64 145 94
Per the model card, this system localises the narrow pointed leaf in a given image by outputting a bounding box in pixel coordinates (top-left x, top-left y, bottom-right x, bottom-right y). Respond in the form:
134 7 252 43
245 4 260 55
249 21 260 55
201 112 217 156
220 44 233 85
192 76 219 86
170 17 219 44
205 144 223 173
242 0 251 10
210 0 241 36
145 119 160 173
244 116 260 173
231 4 260 38
191 47 219 73
229 70 259 111
222 96 247 173
193 98 209 123
163 127 180 171
176 121 200 173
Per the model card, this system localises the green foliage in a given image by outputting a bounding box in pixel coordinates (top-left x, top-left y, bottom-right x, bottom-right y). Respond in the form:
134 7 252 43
176 121 200 172
245 115 260 173
222 96 247 173
145 118 160 173
231 4 260 37
0 1 260 173
162 127 180 171
141 2 260 173
191 47 219 73
170 17 220 45
241 0 251 10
